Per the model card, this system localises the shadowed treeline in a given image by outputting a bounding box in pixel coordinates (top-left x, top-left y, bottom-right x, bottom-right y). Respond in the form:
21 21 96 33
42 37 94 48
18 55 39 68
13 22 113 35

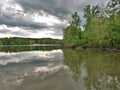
0 37 62 45
0 46 61 53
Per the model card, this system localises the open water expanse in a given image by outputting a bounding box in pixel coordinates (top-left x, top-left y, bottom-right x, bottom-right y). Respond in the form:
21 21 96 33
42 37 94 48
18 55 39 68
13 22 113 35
0 46 120 90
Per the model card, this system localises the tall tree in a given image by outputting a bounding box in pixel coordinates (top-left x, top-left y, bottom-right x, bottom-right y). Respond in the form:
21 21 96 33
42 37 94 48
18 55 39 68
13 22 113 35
63 12 82 46
71 12 82 39
0 39 2 45
83 5 99 20
71 12 81 26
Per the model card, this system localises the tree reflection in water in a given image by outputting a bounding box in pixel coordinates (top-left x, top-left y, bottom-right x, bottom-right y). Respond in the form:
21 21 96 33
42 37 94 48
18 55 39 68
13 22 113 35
63 49 120 90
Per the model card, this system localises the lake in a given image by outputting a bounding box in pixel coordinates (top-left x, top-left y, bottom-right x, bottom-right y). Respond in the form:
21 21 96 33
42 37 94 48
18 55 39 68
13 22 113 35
0 46 120 90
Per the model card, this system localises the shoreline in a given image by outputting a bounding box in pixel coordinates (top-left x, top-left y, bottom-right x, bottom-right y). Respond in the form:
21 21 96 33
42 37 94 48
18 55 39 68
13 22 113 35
0 45 120 52
59 45 120 52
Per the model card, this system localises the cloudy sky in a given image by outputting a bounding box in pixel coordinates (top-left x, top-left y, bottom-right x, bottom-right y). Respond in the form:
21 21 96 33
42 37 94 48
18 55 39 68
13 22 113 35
0 0 109 39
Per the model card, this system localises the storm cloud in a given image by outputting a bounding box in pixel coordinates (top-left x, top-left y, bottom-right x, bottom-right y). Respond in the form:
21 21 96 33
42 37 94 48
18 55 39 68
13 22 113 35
0 0 109 39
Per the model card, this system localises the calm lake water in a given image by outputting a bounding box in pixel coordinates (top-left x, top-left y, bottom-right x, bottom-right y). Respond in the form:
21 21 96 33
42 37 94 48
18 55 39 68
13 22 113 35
0 46 120 90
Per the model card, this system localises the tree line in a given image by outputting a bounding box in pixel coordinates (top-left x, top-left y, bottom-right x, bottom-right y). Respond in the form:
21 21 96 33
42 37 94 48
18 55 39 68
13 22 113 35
63 0 120 49
0 37 61 45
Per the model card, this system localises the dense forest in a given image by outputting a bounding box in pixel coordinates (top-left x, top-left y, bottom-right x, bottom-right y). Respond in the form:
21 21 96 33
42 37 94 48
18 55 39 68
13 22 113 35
0 37 61 45
63 0 120 49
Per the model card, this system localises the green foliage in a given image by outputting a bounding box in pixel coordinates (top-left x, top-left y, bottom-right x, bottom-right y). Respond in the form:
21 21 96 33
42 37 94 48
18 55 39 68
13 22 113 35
0 40 2 45
80 17 110 48
83 5 99 20
0 37 62 45
63 12 82 46
81 11 120 48
63 0 120 49
107 14 120 48
63 25 81 46
0 46 58 52
71 12 81 26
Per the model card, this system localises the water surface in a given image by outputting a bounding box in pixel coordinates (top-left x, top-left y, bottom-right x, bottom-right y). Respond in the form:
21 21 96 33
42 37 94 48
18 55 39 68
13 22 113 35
0 46 120 90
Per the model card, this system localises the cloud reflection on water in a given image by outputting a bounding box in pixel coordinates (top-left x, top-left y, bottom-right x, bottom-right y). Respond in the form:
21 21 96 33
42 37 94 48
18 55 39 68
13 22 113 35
0 49 63 65
0 49 67 90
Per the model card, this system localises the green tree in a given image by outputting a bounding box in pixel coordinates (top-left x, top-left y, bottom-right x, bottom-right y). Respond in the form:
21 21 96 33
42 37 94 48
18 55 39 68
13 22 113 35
71 12 82 39
107 13 120 48
0 39 2 45
67 0 120 49
71 12 80 26
83 5 99 21
63 12 82 46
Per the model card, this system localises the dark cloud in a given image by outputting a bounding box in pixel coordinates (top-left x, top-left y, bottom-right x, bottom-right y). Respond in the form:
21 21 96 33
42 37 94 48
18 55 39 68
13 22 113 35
0 0 110 38
0 28 30 36
0 12 48 29
16 0 70 19
16 0 109 19
0 29 10 34
12 30 30 36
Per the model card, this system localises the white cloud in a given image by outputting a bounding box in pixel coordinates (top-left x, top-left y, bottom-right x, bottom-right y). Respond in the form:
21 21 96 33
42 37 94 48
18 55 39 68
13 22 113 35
0 49 63 65
0 25 63 39
0 0 23 13
32 11 65 26
0 0 110 39
28 28 63 39
0 0 66 39
0 25 31 37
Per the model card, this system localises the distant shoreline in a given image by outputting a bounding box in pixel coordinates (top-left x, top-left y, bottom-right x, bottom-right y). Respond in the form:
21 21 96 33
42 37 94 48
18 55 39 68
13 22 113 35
0 44 62 47
0 44 120 52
